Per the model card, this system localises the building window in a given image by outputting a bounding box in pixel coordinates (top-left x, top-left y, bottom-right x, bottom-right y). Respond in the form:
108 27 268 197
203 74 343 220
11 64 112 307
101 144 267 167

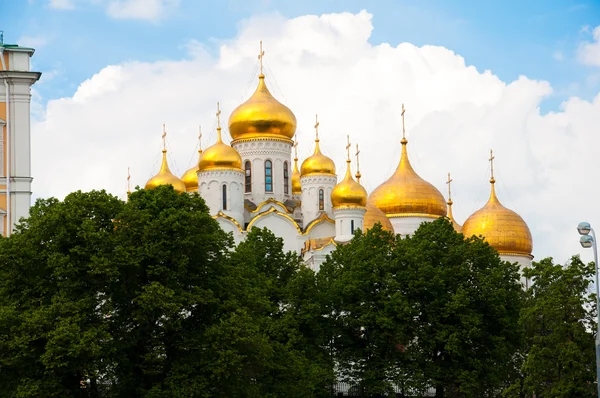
283 162 289 195
319 189 324 211
222 184 227 210
351 220 355 234
265 160 273 192
245 161 252 193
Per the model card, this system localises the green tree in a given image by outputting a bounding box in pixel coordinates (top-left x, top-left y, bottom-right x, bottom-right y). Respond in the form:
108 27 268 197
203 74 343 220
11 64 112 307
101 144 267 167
517 256 596 398
0 190 124 397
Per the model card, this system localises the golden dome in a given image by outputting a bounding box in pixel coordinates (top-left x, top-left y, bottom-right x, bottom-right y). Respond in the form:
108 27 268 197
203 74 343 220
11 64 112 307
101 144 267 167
181 148 202 192
331 160 367 208
364 201 394 232
301 117 336 176
145 149 186 194
370 138 447 218
228 74 297 142
198 126 242 172
462 179 532 256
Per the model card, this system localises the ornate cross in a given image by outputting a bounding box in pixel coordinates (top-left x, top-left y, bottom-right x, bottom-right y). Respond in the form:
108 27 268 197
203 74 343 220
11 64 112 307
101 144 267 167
216 102 222 128
162 124 167 150
127 167 131 193
198 126 203 152
293 134 298 159
401 103 406 139
446 172 453 201
489 149 495 180
355 143 361 182
314 114 320 141
346 135 351 161
258 40 265 75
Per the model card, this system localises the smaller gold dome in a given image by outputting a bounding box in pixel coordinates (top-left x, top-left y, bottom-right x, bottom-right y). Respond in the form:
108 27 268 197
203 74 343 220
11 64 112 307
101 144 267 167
364 201 394 232
292 157 301 195
369 138 447 217
198 127 242 172
462 180 532 256
181 148 202 192
145 149 186 193
301 139 336 176
447 199 462 233
331 160 367 208
228 74 297 142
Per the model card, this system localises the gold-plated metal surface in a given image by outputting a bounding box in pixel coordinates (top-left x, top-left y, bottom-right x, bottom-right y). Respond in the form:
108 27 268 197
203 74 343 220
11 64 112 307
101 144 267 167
461 152 533 255
228 42 297 141
301 114 336 176
145 126 186 193
199 103 243 172
182 126 203 192
369 138 447 217
292 135 301 194
331 136 367 209
363 201 394 232
446 172 462 232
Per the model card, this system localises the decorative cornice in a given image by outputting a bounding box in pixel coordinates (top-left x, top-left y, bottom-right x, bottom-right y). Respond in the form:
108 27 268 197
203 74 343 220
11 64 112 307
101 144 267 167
498 251 534 259
303 212 335 235
386 213 441 219
300 174 337 185
333 205 367 212
198 169 244 178
246 207 302 234
213 211 244 233
232 137 293 146
248 198 293 214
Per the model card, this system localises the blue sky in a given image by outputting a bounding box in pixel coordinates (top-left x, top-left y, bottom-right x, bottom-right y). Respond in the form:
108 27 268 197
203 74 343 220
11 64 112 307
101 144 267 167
2 0 600 112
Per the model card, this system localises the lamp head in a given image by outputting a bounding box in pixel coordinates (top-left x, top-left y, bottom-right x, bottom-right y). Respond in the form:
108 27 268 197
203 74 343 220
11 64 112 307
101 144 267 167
577 222 592 236
580 234 594 249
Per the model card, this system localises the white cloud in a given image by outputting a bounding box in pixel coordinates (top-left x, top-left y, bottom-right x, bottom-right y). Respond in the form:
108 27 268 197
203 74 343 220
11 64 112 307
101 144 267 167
553 51 564 61
106 0 179 22
578 25 600 66
48 0 74 9
31 10 600 264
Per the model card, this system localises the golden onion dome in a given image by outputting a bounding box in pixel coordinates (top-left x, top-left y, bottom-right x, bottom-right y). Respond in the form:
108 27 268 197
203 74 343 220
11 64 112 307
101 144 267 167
145 149 186 194
364 201 394 232
301 132 336 176
292 156 301 195
462 178 532 256
198 126 242 172
228 73 297 142
181 147 202 192
370 138 447 218
331 159 367 208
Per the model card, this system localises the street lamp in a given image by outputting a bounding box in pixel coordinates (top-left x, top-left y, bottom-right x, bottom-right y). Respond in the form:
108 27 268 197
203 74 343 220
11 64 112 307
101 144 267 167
577 222 600 398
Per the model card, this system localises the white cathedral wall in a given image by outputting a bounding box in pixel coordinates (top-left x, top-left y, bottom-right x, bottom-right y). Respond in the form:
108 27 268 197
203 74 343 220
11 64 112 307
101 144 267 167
500 254 533 289
390 216 436 237
198 169 245 226
216 217 245 245
300 174 336 224
249 213 304 253
334 207 366 242
303 244 336 273
305 219 335 240
233 139 293 205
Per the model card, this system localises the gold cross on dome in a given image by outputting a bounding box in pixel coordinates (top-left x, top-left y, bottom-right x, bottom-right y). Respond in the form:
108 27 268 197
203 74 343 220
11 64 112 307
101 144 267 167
314 114 320 141
346 135 351 161
198 126 203 151
355 143 361 169
127 166 131 190
162 124 167 150
293 134 298 158
446 172 453 201
489 149 495 180
216 102 222 128
401 103 406 139
258 40 265 75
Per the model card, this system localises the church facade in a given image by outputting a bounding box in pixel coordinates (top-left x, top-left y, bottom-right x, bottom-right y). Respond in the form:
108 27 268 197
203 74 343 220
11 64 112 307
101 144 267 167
144 46 534 279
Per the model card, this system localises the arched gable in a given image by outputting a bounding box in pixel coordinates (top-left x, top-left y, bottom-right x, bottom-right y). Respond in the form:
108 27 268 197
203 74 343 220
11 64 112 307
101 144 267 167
303 213 335 239
214 211 244 244
247 207 302 253
247 198 293 214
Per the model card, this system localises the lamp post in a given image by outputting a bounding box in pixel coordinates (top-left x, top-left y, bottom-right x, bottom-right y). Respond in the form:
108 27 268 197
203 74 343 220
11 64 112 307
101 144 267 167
578 222 600 397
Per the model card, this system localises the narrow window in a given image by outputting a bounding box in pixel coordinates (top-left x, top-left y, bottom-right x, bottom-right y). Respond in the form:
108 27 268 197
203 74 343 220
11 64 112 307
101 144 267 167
283 162 289 195
265 160 273 192
222 184 227 210
319 189 324 211
245 161 252 193
351 220 355 234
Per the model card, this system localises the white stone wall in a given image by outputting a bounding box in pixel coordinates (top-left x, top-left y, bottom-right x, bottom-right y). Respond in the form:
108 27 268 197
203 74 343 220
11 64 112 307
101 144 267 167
232 139 293 205
300 174 336 224
198 169 245 226
334 207 366 242
500 254 533 289
390 216 436 237
248 211 304 253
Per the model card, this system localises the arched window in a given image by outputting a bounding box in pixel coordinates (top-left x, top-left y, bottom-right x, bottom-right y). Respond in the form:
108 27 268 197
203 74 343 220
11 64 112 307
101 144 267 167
265 160 273 192
244 161 252 193
318 189 324 211
351 219 355 234
283 162 289 195
222 184 227 210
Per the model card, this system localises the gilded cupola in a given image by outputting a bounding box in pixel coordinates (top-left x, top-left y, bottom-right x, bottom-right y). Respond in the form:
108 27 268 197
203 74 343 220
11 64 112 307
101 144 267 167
462 151 533 257
199 103 243 172
331 137 367 209
301 115 336 177
369 105 447 218
145 126 186 194
364 201 395 232
181 127 203 192
445 173 462 232
292 136 301 195
228 41 297 142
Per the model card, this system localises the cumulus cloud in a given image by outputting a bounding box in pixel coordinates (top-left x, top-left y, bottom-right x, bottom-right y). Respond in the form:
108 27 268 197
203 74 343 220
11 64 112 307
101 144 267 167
48 0 74 9
47 0 178 21
578 25 600 66
31 10 600 264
